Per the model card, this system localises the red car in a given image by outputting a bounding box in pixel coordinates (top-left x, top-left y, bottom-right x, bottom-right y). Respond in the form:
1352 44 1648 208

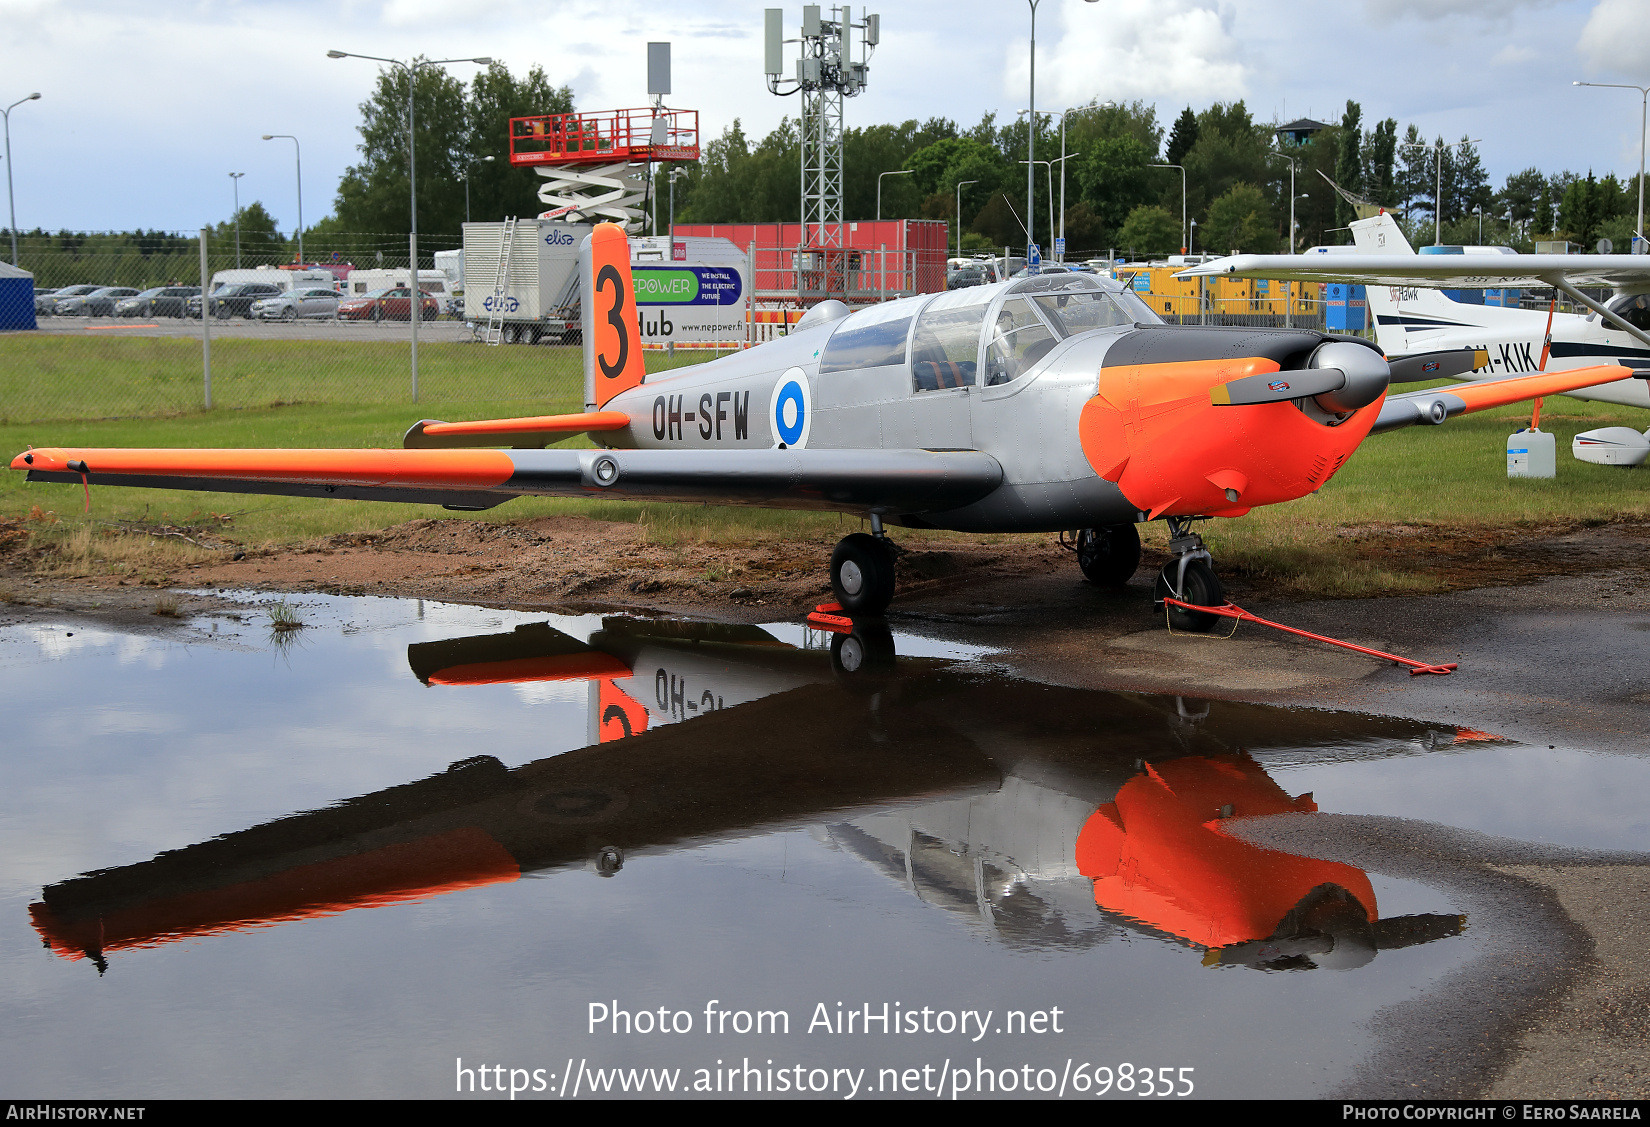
336 287 440 321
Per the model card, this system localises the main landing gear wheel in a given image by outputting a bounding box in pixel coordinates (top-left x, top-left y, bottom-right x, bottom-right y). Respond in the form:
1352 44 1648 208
1076 524 1142 587
1153 558 1225 633
830 533 896 616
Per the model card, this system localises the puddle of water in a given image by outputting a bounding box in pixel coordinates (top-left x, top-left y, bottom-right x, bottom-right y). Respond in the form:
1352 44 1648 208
0 594 1634 1099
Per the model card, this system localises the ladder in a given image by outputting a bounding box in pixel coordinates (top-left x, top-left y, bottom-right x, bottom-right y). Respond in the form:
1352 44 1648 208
482 216 518 346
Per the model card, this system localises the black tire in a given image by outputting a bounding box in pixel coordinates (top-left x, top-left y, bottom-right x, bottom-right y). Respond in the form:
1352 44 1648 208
281 306 297 322
830 533 896 615
1153 558 1225 633
215 304 232 320
420 305 436 321
1077 524 1142 587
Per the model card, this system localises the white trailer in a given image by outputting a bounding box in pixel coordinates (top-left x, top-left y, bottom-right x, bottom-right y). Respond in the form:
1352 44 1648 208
461 219 585 343
344 269 457 314
209 266 337 293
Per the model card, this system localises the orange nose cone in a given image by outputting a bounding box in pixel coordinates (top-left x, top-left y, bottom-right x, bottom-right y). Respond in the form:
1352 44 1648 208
1080 359 1382 519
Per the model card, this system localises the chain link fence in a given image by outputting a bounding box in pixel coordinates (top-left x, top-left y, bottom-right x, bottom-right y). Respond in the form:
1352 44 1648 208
4 234 734 425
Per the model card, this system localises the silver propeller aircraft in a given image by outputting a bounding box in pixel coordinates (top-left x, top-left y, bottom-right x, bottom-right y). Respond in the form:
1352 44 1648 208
12 223 1642 631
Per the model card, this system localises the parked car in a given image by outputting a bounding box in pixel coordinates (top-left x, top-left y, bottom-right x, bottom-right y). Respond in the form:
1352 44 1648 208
336 287 440 322
54 286 141 317
250 287 342 321
187 282 283 319
117 286 200 318
946 268 986 290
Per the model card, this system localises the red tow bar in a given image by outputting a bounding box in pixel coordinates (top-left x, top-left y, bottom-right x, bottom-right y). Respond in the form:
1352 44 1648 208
1163 598 1457 676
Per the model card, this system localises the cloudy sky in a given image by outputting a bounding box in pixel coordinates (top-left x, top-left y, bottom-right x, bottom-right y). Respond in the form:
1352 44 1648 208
2 0 1647 235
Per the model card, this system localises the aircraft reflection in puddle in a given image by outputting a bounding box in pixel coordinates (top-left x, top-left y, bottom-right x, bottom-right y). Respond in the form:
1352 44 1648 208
32 617 1465 975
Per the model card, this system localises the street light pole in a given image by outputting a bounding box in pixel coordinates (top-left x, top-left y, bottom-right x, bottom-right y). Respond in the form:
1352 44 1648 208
1020 160 1055 250
329 50 492 403
463 154 495 224
3 92 41 267
228 172 245 268
261 134 303 263
1574 81 1650 252
1401 138 1480 246
876 169 912 221
955 179 978 260
1151 163 1187 253
669 167 688 246
1025 0 1038 261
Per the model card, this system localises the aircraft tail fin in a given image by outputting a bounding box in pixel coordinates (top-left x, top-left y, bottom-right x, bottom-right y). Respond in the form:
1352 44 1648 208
581 223 646 410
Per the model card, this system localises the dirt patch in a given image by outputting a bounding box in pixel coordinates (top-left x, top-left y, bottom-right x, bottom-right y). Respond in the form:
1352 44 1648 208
3 512 1649 622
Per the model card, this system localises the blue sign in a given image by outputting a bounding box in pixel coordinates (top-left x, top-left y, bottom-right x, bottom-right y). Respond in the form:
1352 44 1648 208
1053 238 1065 256
1027 244 1041 267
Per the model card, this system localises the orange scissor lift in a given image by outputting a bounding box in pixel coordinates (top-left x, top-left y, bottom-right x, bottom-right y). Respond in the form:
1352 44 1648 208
508 107 699 226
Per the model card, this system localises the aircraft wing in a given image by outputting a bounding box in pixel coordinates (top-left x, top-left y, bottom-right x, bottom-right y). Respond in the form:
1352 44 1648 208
11 446 1003 515
1174 253 1650 290
1372 363 1639 433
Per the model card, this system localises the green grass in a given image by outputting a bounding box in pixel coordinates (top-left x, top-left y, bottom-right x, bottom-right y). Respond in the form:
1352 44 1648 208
0 335 726 423
5 335 1650 596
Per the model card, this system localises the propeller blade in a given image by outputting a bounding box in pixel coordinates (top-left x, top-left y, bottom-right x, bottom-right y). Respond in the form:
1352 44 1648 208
1387 348 1489 383
1210 368 1346 406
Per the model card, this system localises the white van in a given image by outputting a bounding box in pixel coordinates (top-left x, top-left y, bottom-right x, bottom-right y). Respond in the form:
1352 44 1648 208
346 269 455 314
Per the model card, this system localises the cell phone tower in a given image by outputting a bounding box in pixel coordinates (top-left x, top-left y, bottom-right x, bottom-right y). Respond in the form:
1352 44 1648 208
765 6 880 263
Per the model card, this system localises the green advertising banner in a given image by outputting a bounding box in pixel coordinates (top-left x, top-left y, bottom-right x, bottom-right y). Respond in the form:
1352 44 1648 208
632 269 699 304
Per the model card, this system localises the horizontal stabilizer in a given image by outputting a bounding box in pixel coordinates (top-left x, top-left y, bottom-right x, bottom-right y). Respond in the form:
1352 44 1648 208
404 412 631 449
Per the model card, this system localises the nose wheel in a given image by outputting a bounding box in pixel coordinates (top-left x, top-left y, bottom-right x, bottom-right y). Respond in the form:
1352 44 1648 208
1152 517 1226 633
830 530 897 615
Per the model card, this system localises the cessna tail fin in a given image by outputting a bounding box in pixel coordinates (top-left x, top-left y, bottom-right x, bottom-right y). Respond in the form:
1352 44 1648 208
582 223 646 410
1345 211 1460 360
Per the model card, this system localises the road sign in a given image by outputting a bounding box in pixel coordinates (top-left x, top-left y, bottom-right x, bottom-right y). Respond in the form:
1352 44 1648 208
1054 237 1065 257
1028 244 1041 267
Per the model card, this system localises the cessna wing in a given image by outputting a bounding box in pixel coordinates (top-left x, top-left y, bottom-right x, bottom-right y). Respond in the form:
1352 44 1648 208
1372 362 1637 432
12 445 1003 515
1175 252 1650 291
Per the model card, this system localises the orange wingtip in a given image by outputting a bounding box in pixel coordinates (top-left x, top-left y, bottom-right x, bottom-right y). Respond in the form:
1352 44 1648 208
1450 364 1634 412
12 447 516 489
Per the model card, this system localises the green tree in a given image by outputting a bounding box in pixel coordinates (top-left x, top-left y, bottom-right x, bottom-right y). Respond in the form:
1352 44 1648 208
211 202 287 259
1116 204 1180 257
1204 184 1280 254
1164 107 1198 167
1559 171 1608 246
1365 118 1398 208
464 62 574 224
1495 167 1546 227
1074 135 1157 235
1182 101 1274 230
1334 101 1363 235
332 61 470 239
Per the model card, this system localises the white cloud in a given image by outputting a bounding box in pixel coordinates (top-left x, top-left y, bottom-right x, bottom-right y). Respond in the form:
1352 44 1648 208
1009 0 1248 108
1360 0 1555 19
1576 0 1650 75
1492 44 1539 65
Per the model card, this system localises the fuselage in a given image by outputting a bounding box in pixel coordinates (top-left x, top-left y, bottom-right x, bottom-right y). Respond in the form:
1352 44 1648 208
596 272 1385 532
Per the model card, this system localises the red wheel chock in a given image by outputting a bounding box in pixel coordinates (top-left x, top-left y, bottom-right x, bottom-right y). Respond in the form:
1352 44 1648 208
805 602 855 634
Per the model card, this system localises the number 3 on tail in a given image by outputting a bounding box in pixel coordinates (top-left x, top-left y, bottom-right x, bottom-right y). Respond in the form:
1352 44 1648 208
597 264 629 379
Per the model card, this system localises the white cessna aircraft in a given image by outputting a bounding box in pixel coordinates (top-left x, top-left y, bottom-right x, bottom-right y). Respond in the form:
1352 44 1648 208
1178 211 1650 412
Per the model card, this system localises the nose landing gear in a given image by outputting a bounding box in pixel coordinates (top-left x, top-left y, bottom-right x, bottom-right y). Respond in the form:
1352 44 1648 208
1153 517 1226 633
